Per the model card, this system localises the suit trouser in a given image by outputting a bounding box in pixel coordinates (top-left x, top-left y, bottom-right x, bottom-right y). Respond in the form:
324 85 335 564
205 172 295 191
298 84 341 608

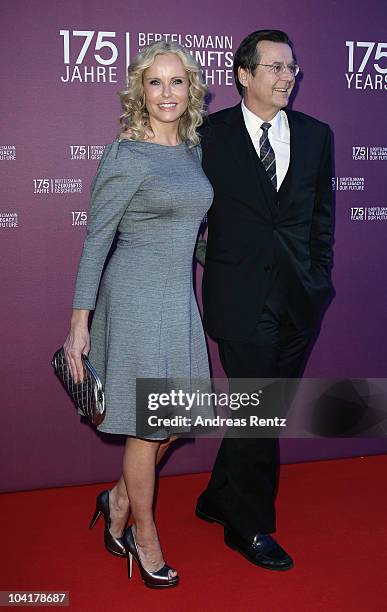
202 304 316 540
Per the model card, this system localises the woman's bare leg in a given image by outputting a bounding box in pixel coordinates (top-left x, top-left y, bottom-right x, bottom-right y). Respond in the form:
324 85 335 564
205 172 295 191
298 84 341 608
109 475 130 537
109 436 176 538
122 437 177 575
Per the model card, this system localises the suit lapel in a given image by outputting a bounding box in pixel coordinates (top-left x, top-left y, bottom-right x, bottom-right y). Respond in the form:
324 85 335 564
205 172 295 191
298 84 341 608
223 105 276 218
278 110 304 216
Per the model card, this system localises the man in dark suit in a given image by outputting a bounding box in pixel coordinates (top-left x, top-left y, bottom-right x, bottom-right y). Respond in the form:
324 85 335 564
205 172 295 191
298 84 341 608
196 30 334 570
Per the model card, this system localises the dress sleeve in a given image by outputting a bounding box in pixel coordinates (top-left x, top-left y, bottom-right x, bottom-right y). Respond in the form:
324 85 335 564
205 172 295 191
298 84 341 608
72 140 142 310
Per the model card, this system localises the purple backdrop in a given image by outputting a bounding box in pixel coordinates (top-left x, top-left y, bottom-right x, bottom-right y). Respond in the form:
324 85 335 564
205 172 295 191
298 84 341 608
1 0 387 492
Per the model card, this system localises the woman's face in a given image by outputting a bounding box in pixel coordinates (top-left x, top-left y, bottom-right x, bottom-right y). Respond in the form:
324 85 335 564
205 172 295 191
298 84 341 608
143 53 189 130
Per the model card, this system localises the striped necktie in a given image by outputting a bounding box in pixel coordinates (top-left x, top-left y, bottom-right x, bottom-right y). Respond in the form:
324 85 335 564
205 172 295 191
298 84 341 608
259 122 277 190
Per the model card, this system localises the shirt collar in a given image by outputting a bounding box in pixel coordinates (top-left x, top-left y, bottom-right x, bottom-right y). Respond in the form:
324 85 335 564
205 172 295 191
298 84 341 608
241 100 289 143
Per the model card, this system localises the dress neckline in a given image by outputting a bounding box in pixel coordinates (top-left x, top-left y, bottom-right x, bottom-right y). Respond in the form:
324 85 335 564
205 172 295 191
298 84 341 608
119 138 186 149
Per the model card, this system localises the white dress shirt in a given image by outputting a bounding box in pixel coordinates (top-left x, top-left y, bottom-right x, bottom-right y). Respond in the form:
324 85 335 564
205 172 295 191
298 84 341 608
241 100 290 190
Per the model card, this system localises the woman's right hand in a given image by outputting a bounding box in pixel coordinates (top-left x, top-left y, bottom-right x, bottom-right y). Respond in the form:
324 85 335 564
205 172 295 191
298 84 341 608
63 309 90 383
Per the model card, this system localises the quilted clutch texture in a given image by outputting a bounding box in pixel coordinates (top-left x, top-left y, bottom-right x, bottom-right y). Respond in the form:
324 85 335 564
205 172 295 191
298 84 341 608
51 346 105 426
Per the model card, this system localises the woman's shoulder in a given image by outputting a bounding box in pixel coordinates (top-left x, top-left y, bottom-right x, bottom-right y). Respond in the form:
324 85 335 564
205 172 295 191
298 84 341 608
92 139 145 183
190 142 202 161
117 126 153 147
99 137 144 164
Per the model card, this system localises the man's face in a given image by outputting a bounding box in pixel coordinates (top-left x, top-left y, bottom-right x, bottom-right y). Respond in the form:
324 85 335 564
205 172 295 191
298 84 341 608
239 40 296 119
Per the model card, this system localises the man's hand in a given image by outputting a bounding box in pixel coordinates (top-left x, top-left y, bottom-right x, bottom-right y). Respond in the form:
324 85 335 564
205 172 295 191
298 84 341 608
195 237 207 266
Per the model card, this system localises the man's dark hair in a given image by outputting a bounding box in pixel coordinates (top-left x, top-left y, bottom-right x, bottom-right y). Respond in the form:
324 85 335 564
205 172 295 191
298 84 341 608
233 30 292 96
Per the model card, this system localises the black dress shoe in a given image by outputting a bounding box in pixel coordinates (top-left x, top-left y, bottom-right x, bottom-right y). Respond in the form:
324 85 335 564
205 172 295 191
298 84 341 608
195 494 226 526
224 528 294 571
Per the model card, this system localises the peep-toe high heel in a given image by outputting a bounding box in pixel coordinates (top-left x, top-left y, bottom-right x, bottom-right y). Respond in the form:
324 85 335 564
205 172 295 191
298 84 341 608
123 526 179 588
89 489 126 557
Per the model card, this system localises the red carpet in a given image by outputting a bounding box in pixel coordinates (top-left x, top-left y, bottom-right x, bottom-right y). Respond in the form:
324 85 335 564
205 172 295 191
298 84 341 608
1 456 387 611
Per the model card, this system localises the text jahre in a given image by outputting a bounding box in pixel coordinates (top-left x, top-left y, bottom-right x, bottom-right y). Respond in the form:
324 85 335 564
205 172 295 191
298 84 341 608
60 65 118 83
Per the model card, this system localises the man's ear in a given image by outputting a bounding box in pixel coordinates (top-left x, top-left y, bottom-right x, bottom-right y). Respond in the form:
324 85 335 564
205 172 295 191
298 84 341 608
238 66 249 89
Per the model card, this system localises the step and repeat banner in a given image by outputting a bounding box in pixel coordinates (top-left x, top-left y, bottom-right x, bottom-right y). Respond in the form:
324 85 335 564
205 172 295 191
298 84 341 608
1 0 387 491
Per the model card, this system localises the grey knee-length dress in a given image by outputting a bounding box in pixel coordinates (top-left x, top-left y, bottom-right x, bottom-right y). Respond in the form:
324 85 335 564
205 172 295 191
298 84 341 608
72 139 213 437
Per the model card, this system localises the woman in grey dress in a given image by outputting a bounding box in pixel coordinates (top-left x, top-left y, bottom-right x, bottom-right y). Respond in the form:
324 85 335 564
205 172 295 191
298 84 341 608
63 41 213 588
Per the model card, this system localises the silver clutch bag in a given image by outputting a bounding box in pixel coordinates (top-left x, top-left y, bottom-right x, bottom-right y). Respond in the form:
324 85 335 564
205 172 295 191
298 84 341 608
51 346 105 426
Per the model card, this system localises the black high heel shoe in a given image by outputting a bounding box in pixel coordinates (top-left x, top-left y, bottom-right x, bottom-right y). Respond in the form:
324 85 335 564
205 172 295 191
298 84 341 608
89 490 126 557
123 526 179 589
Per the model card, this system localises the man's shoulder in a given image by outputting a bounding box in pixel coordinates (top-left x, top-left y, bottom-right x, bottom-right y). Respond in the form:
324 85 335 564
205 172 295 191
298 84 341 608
202 105 330 130
286 109 330 133
208 104 240 123
200 105 241 140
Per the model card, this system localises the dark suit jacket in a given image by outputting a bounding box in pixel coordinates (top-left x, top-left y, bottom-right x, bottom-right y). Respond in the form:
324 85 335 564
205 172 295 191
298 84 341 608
201 103 334 340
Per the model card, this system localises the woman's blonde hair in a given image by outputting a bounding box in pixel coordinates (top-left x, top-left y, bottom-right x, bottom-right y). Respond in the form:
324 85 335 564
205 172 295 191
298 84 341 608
118 41 207 146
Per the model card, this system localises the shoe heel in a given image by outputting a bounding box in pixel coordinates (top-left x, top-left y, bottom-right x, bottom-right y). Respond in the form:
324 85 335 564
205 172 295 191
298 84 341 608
89 508 102 530
127 552 133 579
